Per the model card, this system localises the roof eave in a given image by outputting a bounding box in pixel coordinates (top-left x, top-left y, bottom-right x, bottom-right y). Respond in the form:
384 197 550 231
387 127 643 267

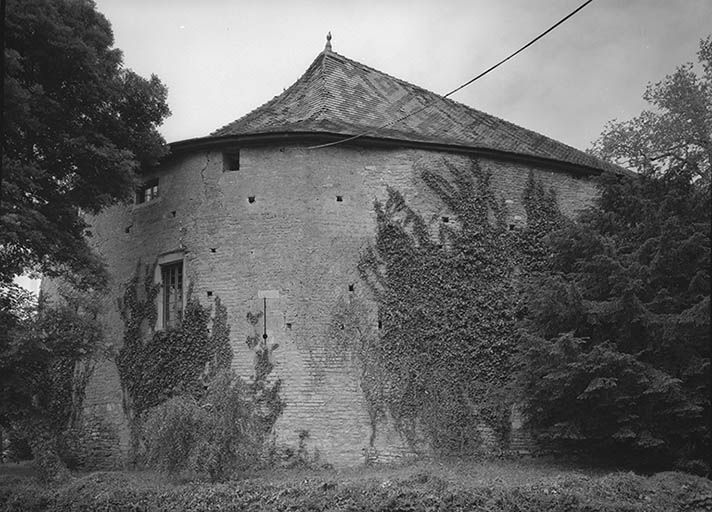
164 132 620 176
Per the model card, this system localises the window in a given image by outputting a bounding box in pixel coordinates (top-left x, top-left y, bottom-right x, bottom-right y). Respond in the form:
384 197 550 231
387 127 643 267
161 261 183 328
137 179 159 204
223 150 240 171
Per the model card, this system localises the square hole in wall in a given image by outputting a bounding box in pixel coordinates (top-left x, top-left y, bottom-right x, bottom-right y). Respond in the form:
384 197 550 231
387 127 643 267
442 216 450 223
348 284 354 292
286 322 292 330
222 150 240 171
336 195 343 202
210 248 216 253
171 210 176 217
509 224 515 231
207 291 213 297
248 196 255 203
377 320 383 330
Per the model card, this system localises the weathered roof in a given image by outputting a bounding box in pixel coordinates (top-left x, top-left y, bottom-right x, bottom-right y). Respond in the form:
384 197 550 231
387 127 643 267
211 46 618 174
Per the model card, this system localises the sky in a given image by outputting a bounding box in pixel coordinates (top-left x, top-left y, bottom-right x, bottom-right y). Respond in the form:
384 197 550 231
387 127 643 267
91 0 711 153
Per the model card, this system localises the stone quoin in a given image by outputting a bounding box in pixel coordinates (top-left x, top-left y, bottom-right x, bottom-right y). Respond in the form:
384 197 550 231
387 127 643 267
72 35 619 468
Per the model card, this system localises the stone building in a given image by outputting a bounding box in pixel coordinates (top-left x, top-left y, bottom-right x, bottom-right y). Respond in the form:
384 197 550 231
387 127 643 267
79 36 618 468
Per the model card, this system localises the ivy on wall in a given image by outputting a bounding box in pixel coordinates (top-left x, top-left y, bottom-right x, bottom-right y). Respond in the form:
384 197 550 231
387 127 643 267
353 158 563 455
116 263 233 459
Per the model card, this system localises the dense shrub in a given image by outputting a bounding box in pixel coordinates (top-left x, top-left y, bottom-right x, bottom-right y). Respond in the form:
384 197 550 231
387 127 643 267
142 370 277 481
518 168 710 471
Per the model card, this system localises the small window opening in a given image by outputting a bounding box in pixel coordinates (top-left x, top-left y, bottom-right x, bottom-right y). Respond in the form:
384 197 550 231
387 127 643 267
348 284 354 292
171 210 176 217
136 179 159 204
125 225 132 234
378 320 383 330
248 196 255 203
509 224 515 231
336 195 343 202
206 291 213 297
286 322 292 330
442 216 450 223
210 248 216 253
223 150 240 171
161 261 183 329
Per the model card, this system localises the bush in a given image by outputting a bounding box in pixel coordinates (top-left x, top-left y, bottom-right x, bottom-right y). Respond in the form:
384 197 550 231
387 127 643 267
142 370 274 481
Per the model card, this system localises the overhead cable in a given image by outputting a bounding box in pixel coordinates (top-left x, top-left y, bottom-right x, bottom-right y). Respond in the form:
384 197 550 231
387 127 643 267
307 0 594 150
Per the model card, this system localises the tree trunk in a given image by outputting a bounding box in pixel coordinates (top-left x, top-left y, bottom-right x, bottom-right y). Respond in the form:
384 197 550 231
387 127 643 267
24 421 70 484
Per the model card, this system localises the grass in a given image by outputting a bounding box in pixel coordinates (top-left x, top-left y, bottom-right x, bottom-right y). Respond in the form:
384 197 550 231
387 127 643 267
2 457 711 511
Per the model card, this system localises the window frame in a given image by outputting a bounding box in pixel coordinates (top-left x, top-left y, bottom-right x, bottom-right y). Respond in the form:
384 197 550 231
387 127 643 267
136 178 159 204
155 252 185 330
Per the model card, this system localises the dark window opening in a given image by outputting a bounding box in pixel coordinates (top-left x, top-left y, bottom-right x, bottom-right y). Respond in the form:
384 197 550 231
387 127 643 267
442 216 450 223
161 261 183 329
248 196 255 203
206 291 213 297
378 320 383 330
125 225 132 234
509 224 515 231
171 211 176 217
210 248 216 253
136 179 159 204
286 322 292 330
223 150 240 171
336 195 343 202
348 284 354 292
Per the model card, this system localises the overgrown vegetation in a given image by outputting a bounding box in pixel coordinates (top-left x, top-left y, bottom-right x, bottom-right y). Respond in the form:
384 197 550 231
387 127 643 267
356 159 562 454
3 460 712 511
117 264 283 480
518 36 710 473
0 286 104 482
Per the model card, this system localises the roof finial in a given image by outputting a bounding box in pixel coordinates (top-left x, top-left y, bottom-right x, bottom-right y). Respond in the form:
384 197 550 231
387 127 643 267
325 31 332 52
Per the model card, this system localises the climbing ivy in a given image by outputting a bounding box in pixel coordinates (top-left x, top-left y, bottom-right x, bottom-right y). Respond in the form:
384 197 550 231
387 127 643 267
245 310 285 435
116 263 233 461
356 158 563 454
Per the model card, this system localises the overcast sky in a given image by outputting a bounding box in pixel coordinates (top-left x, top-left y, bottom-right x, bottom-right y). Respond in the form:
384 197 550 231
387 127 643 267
92 0 710 153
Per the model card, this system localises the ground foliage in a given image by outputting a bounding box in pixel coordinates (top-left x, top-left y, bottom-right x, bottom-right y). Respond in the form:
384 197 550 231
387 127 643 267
518 38 711 472
357 158 563 454
2 463 712 512
0 287 103 482
1 0 170 287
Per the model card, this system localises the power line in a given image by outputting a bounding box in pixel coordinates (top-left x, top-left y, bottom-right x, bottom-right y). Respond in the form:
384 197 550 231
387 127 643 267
307 0 594 150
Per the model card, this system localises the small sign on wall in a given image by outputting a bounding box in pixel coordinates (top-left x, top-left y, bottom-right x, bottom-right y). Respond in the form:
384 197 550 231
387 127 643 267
258 289 280 299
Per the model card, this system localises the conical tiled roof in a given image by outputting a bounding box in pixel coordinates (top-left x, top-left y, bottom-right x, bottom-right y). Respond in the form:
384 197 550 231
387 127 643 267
212 46 618 174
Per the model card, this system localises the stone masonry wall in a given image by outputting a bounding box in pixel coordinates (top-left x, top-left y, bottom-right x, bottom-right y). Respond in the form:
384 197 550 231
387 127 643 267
81 144 598 468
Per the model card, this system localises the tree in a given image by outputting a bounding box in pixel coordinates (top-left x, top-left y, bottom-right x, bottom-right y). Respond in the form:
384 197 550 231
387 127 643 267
1 0 170 481
519 37 710 472
1 0 171 287
592 37 710 186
